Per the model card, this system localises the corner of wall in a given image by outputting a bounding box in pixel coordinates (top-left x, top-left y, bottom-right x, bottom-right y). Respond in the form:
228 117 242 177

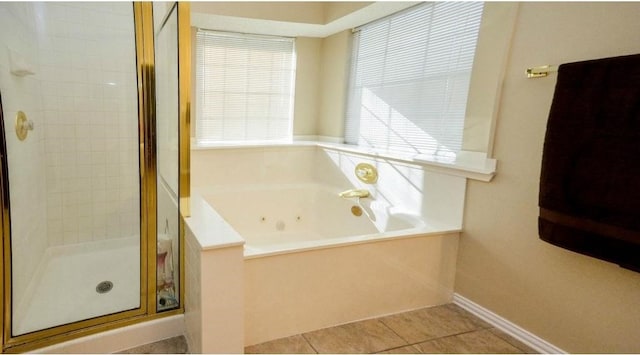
317 30 351 139
462 2 519 155
293 37 322 137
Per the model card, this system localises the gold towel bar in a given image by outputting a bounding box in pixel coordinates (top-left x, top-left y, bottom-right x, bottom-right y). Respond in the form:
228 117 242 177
526 65 558 78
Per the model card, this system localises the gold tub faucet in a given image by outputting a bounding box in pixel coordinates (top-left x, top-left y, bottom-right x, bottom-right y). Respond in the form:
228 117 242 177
339 189 370 199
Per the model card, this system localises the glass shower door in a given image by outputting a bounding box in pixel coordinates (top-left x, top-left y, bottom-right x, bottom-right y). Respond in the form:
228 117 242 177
0 2 142 336
153 2 183 312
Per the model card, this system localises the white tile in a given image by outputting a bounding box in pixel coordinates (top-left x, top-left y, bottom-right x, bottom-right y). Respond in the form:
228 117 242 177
89 125 106 137
105 164 119 177
104 124 118 137
56 111 75 125
61 165 77 179
42 95 59 111
91 151 105 164
42 110 60 124
91 165 106 177
76 177 91 191
87 69 103 84
62 216 78 231
48 208 63 221
77 192 91 205
91 139 105 152
105 194 119 205
105 153 120 166
46 152 62 167
73 213 90 230
75 138 92 152
61 152 76 166
46 166 62 182
77 151 92 165
41 82 62 97
92 228 106 240
61 137 76 152
59 96 75 110
92 202 107 216
91 177 106 191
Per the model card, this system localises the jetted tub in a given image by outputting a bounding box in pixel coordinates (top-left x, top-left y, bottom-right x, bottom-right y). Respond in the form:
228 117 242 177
203 183 433 258
190 144 465 346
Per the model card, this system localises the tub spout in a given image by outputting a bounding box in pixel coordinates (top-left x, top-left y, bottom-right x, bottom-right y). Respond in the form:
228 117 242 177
339 189 370 199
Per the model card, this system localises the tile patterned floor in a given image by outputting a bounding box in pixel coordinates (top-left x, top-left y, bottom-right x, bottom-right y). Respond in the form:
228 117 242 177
116 304 537 354
118 336 188 354
245 304 538 354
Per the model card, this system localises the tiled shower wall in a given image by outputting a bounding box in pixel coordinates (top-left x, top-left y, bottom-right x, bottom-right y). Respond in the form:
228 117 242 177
0 2 49 309
1 1 141 307
37 3 140 246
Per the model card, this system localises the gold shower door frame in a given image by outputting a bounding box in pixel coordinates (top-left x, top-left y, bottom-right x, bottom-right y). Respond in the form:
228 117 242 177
0 2 190 352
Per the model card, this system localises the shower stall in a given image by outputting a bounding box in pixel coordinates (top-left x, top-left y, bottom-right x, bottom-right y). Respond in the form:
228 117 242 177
0 2 190 352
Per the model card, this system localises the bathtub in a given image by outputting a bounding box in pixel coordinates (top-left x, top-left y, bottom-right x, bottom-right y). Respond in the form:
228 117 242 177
190 143 466 346
202 183 435 258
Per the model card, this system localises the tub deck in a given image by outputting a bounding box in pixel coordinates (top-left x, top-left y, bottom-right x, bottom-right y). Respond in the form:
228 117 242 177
185 144 468 351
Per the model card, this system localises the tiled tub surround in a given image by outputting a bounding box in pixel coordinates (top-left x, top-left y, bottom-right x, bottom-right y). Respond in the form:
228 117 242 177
185 144 468 351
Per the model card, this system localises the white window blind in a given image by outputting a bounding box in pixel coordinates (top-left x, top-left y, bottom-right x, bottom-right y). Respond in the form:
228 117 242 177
195 30 296 144
345 2 484 159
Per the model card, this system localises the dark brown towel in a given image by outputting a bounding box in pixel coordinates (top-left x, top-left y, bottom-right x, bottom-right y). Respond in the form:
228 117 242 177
538 54 640 272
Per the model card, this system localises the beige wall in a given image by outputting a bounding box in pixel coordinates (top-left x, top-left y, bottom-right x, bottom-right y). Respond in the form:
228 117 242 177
315 3 520 145
189 3 373 140
318 30 351 139
462 2 518 154
325 2 372 23
191 2 372 26
190 28 323 138
457 2 640 353
293 37 322 137
191 2 326 24
189 2 640 351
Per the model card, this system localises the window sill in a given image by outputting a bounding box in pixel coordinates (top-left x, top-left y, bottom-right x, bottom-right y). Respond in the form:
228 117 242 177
315 143 496 182
192 139 497 182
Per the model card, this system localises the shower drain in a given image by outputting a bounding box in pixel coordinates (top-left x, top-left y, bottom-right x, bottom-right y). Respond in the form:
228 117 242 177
96 281 114 294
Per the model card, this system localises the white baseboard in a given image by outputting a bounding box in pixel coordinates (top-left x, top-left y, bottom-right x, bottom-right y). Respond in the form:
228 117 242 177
453 293 566 354
32 315 184 354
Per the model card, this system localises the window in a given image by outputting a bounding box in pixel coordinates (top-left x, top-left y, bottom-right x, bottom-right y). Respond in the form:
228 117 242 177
344 2 484 160
195 30 296 144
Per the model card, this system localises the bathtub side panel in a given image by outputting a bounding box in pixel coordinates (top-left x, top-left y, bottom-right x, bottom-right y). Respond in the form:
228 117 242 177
185 224 245 354
244 233 459 346
200 245 245 354
184 227 203 353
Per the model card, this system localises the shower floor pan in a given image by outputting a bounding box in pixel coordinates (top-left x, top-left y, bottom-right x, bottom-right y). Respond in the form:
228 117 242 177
12 236 140 336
